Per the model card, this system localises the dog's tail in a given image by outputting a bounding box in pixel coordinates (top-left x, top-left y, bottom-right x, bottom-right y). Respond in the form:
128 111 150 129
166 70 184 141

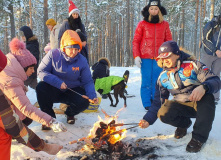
123 70 129 84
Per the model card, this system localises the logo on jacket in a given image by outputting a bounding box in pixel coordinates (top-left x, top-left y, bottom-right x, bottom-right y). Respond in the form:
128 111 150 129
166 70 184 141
72 67 79 71
151 1 158 5
183 63 193 77
162 78 167 83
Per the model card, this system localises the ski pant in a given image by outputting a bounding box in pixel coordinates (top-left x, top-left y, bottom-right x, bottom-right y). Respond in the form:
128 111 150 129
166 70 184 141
140 59 162 108
201 51 221 101
157 94 215 143
0 93 45 160
36 81 89 118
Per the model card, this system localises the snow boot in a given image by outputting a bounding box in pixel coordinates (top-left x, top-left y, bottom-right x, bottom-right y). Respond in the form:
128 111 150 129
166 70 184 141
174 127 187 139
174 120 192 139
186 138 203 153
67 116 75 124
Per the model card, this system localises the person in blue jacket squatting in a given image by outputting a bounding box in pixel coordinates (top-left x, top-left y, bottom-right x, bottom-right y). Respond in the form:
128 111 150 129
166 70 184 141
139 41 221 153
36 30 98 130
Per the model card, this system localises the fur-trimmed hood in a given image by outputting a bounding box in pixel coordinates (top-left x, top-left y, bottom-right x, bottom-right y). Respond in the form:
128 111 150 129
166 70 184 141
98 57 111 68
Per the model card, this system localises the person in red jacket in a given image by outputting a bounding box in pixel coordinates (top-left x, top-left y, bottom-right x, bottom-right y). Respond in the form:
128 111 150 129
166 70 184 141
132 0 172 110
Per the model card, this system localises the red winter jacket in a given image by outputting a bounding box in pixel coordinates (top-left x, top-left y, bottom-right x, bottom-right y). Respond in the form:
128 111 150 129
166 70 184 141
132 20 172 59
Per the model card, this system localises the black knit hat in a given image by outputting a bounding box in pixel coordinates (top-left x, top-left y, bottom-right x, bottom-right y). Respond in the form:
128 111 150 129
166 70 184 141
19 26 34 40
142 0 167 18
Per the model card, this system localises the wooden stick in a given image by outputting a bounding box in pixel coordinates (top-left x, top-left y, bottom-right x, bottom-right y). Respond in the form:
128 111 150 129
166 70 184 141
69 137 86 144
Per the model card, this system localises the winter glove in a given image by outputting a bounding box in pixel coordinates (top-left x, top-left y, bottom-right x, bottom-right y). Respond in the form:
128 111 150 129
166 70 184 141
135 56 142 68
50 118 67 132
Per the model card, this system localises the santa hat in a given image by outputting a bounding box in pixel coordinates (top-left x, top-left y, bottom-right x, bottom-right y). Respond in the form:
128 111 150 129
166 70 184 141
69 0 80 17
0 50 7 72
9 38 37 68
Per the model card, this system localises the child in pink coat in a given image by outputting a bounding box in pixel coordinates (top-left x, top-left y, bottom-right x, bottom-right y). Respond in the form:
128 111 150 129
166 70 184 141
0 38 67 159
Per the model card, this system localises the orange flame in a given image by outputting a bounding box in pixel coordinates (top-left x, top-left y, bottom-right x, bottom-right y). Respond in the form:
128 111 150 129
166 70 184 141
87 107 127 145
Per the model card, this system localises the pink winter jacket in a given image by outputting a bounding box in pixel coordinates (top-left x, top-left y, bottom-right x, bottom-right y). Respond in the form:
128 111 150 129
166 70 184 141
0 53 52 126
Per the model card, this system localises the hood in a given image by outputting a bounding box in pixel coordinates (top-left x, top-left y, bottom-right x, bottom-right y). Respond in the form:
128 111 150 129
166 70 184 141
19 26 34 40
0 53 27 91
98 57 111 68
60 30 82 52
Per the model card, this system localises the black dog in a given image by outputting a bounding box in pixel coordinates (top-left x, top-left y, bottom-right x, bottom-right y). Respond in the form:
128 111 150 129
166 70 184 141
95 70 129 107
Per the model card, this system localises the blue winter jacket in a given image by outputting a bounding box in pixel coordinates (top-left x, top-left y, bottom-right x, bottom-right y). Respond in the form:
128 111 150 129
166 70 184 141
37 49 96 99
143 51 221 125
202 16 221 55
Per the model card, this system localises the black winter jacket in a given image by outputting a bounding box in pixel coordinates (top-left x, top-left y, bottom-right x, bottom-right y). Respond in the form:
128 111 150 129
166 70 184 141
92 59 110 81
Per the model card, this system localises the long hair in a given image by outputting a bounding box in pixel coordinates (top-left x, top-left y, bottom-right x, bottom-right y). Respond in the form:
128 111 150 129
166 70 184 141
148 10 164 23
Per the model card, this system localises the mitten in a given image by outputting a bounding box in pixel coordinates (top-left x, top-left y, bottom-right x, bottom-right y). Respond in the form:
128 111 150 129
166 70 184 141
135 56 142 68
50 118 67 132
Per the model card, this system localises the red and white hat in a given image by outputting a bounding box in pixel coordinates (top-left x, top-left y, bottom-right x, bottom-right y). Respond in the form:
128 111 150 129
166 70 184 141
69 0 80 17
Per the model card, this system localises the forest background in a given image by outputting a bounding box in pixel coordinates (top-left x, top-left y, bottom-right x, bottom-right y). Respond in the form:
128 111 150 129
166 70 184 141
0 0 220 66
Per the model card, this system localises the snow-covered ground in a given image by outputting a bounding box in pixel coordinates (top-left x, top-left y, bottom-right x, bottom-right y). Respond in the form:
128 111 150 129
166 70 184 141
11 67 221 160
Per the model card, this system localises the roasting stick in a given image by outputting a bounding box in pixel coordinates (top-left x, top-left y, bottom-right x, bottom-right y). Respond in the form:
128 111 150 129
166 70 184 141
67 87 95 104
110 123 139 127
109 125 139 135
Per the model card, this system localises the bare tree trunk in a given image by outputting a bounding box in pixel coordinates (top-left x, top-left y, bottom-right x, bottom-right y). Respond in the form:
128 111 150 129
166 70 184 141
106 14 111 62
203 0 206 18
129 7 134 66
210 0 214 20
44 0 49 47
174 14 180 42
124 0 130 67
4 17 9 54
8 3 15 39
193 0 199 56
118 16 122 66
54 0 57 21
198 0 203 59
181 7 185 48
112 21 117 66
85 0 88 26
122 17 125 66
29 0 32 28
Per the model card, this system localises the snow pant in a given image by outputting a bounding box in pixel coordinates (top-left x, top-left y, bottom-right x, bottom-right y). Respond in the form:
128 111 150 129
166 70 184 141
36 81 89 118
201 51 221 101
157 94 215 143
140 59 162 108
0 93 45 159
0 127 11 160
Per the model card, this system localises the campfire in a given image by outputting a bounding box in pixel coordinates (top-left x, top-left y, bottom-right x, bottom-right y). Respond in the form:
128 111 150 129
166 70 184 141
68 108 158 160
70 108 128 148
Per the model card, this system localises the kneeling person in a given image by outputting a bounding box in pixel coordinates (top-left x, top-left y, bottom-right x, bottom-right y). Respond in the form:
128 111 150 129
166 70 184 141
139 41 221 153
37 30 98 126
